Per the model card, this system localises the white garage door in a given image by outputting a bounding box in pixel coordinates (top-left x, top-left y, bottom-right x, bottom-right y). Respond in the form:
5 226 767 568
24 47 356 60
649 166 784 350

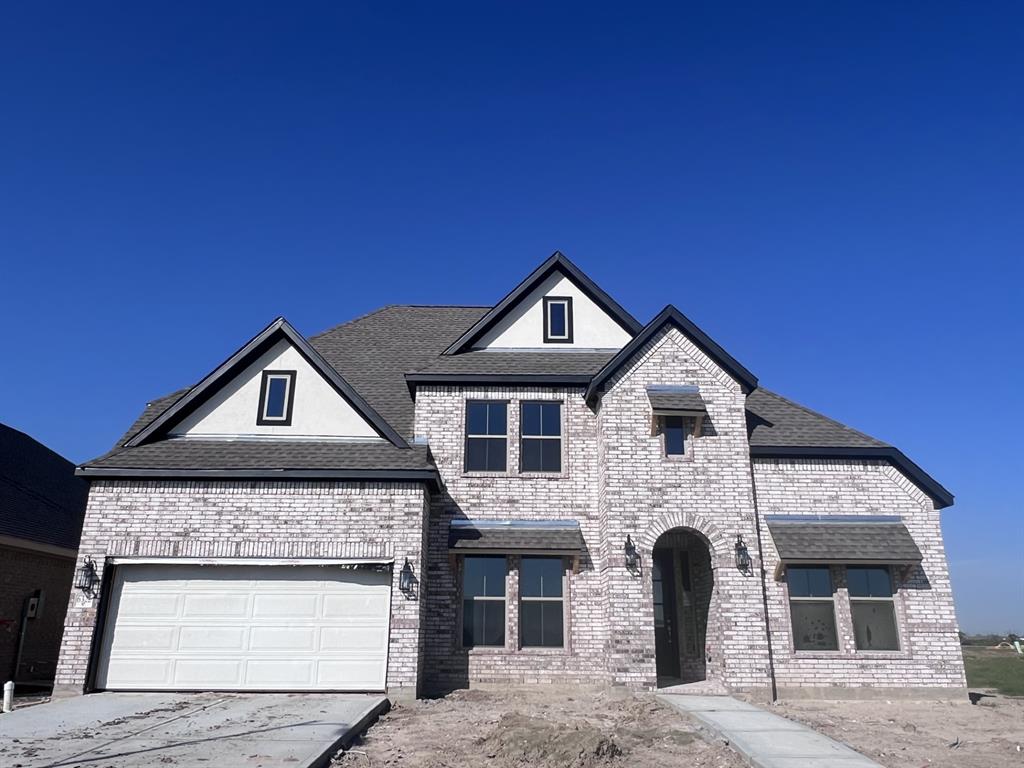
95 563 392 691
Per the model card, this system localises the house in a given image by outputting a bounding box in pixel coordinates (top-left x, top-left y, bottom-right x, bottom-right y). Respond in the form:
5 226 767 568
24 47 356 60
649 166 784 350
54 252 966 701
1 423 88 686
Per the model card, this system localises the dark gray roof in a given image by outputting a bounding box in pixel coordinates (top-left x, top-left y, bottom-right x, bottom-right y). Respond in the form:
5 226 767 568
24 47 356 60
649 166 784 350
448 520 586 553
766 515 922 564
411 350 615 379
648 387 707 412
746 389 888 449
83 439 434 477
0 423 88 550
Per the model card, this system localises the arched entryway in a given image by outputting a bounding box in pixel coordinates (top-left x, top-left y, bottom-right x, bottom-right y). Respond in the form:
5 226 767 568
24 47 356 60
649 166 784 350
652 527 715 687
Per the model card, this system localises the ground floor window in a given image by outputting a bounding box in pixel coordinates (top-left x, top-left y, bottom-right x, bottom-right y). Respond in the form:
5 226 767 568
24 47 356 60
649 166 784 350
787 565 839 651
519 556 565 648
847 565 900 651
462 556 507 648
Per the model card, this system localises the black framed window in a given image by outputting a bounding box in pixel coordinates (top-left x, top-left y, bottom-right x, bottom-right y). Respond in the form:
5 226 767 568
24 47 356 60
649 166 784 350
787 566 838 651
660 415 686 456
848 566 900 651
520 556 565 647
462 556 507 647
543 296 573 343
256 370 296 426
465 401 507 472
520 402 562 473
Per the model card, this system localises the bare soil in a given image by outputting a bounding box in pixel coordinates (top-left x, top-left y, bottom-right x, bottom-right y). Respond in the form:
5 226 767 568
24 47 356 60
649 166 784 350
772 694 1024 768
335 687 744 768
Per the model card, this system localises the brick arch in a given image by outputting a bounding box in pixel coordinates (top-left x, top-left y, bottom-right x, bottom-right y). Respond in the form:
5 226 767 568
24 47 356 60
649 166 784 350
640 511 728 562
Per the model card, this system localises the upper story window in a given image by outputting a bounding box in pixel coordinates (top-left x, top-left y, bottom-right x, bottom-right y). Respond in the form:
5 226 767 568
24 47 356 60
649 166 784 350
543 296 573 343
787 565 838 651
521 402 562 473
659 415 687 456
847 566 900 651
256 370 296 426
465 401 508 472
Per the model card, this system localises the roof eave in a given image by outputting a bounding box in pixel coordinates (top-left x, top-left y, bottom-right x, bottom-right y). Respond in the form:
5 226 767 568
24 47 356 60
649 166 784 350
76 465 441 491
749 445 954 508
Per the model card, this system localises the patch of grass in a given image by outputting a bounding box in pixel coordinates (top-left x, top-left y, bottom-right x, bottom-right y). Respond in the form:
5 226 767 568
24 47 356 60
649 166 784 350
963 646 1024 696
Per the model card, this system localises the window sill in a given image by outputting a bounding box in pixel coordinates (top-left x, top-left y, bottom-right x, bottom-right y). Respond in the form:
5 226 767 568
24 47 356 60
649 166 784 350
516 471 566 480
462 471 513 479
517 646 570 655
792 649 908 660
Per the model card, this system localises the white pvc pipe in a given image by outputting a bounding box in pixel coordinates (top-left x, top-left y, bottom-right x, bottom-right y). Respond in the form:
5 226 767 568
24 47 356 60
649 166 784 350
2 681 13 713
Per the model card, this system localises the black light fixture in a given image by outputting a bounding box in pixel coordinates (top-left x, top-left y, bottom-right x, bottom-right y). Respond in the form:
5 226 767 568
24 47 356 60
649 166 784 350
624 535 640 571
75 556 99 595
399 558 416 594
734 535 752 573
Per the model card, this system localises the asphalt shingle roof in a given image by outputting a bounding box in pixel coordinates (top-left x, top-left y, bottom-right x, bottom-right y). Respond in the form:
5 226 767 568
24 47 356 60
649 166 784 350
448 520 586 552
0 423 88 550
766 515 923 563
101 305 896 472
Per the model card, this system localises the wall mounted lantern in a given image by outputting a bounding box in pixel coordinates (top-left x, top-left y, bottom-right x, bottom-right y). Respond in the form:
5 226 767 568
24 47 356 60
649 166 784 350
399 558 417 595
734 535 752 573
75 556 99 596
624 535 640 572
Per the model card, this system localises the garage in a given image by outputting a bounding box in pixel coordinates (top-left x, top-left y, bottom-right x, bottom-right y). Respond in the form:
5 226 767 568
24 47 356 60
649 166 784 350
94 562 392 691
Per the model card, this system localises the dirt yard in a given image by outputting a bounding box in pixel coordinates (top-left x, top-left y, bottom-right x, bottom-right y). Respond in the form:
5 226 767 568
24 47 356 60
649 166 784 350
335 687 744 768
773 695 1024 768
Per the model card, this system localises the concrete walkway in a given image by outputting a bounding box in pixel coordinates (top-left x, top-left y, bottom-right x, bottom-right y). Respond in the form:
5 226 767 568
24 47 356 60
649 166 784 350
0 691 389 768
658 694 883 768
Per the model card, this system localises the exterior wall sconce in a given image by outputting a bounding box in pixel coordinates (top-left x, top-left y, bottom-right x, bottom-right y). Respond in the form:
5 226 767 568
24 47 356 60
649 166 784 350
399 558 417 595
75 556 99 596
624 535 641 572
734 535 752 574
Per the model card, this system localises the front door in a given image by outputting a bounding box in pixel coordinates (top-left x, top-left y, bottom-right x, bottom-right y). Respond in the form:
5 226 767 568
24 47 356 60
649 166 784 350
652 549 680 679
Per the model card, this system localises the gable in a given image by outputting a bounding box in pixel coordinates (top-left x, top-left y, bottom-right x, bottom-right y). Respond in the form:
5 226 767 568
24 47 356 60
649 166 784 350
472 271 635 350
170 338 382 439
444 251 642 354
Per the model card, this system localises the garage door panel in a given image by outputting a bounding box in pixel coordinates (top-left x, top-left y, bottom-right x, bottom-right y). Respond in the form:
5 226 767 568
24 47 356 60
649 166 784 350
178 626 247 651
318 659 386 688
97 564 391 692
321 626 388 652
249 626 317 651
182 593 250 617
252 593 319 618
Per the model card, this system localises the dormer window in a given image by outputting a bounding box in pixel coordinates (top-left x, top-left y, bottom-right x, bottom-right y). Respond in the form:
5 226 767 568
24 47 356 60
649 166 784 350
543 297 573 343
257 370 296 425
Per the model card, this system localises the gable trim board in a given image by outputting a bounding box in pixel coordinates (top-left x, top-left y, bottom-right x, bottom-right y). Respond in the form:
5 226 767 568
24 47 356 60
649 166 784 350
125 318 409 449
750 445 954 508
442 251 642 354
585 305 759 400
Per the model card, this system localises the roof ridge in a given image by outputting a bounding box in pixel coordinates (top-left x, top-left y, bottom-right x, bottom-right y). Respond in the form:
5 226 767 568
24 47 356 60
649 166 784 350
755 388 890 446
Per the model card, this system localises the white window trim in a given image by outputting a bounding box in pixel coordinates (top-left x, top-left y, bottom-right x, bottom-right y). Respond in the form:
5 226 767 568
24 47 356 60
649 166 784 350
461 555 508 649
543 296 573 343
464 400 509 473
258 371 295 424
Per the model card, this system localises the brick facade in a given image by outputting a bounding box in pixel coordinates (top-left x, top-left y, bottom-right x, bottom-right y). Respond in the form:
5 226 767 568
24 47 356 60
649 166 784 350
54 479 429 698
56 331 965 700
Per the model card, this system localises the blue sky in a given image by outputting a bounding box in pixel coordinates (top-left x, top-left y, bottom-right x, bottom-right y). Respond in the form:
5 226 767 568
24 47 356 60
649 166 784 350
1 3 1020 633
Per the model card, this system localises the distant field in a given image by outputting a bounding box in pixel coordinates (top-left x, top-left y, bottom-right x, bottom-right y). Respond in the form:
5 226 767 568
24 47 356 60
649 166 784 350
963 645 1024 696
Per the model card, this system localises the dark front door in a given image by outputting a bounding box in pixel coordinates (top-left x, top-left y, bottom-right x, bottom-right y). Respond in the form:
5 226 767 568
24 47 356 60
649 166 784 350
652 548 680 679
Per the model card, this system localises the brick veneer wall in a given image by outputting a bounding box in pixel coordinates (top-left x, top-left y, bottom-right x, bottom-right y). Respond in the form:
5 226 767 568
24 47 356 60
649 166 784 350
54 479 429 697
596 327 773 694
0 544 76 683
415 385 611 692
752 458 966 693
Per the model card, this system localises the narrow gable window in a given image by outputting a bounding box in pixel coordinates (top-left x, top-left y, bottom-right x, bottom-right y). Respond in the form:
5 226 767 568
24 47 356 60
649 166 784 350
257 370 296 426
465 401 508 472
520 402 562 473
660 415 687 456
462 555 507 647
787 566 838 651
847 566 900 651
543 296 573 343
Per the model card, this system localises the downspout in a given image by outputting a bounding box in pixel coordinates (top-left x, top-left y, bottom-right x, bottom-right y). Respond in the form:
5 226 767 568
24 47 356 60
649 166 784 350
747 457 778 702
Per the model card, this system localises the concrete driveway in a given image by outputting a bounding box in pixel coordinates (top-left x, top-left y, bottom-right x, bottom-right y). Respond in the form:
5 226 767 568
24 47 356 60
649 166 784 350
0 691 389 768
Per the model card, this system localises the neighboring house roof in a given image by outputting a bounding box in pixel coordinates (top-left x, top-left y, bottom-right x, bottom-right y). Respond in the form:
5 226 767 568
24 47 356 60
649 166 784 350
0 422 88 551
91 295 949 506
585 305 759 399
442 251 643 355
